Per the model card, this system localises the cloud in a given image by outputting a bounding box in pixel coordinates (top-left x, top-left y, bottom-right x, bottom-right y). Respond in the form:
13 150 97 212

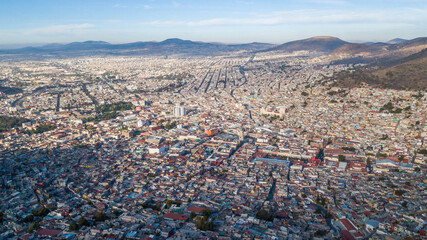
143 5 152 9
142 8 427 27
25 24 95 35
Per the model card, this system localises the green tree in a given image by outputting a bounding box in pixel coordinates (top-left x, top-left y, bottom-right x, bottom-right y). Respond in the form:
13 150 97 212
394 190 406 196
32 207 50 217
94 210 108 222
256 208 274 221
77 217 89 226
29 221 40 232
401 201 408 208
22 214 34 223
165 199 172 209
338 155 346 162
194 216 213 231
69 222 79 231
201 209 212 217
0 115 30 132
314 230 328 237
112 209 121 216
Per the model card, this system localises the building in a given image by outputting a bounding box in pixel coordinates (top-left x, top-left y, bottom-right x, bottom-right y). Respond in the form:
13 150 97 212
173 105 186 117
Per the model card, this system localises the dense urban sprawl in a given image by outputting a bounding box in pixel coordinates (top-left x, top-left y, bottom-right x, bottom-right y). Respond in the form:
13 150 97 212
0 52 426 240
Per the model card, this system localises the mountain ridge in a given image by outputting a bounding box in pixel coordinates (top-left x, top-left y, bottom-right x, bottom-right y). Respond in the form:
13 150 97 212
0 38 274 58
264 36 348 53
1 36 426 59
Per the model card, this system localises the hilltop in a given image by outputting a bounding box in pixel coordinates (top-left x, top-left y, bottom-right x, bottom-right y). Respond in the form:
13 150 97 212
265 36 348 53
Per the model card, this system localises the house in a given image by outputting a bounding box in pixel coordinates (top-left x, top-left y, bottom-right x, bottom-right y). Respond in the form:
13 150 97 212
34 229 62 238
163 212 189 222
187 206 207 214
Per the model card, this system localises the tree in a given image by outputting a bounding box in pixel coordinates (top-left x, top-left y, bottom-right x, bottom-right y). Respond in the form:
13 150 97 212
338 155 346 162
418 149 427 155
112 209 121 216
314 230 328 237
77 217 89 226
165 199 172 209
256 208 274 221
0 115 30 133
94 210 108 222
401 201 408 208
29 221 40 232
22 214 34 223
201 209 212 217
32 206 50 217
190 212 197 219
194 216 213 231
26 123 56 135
316 196 327 206
69 222 79 231
394 190 406 196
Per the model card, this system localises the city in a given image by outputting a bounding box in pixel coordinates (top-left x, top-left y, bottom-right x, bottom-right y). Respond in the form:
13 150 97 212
0 0 426 239
0 48 426 239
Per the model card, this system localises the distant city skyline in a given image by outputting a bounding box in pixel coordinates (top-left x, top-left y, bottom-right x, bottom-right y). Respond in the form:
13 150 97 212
1 0 426 47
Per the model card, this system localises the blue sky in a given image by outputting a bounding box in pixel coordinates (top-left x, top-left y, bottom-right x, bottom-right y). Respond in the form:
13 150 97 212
0 0 426 46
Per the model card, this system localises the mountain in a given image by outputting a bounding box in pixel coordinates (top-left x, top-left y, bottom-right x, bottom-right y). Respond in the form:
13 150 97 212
0 39 275 58
387 38 407 44
329 37 427 63
389 37 427 50
2 36 424 60
265 36 348 53
332 48 427 90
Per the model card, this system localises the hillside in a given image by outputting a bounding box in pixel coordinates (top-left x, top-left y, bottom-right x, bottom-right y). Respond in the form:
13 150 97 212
329 43 386 58
329 37 427 63
266 36 348 53
332 48 427 90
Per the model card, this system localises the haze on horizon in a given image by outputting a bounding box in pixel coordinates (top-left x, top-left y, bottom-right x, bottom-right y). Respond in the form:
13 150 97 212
1 0 426 48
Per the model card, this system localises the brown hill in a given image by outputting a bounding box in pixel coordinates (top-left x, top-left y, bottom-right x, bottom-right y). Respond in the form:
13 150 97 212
329 37 427 63
266 36 348 53
332 48 427 90
329 43 386 58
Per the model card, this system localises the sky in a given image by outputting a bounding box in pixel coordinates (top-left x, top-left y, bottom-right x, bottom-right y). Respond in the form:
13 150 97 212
0 0 426 47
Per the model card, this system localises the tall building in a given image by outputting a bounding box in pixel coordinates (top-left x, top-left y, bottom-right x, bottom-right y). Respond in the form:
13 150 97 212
173 105 186 117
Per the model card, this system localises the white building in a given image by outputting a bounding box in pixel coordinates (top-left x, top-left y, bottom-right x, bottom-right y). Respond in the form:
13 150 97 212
173 105 186 117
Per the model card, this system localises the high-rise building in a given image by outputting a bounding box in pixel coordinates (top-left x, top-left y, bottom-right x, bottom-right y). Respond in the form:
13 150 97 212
173 105 186 117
